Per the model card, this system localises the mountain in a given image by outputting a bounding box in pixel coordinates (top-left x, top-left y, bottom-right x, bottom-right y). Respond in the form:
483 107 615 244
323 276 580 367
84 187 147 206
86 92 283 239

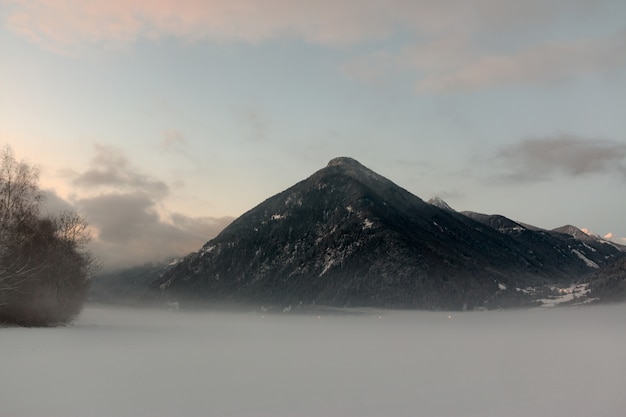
553 225 596 241
586 257 626 302
552 225 626 252
89 262 168 304
458 212 624 277
427 196 455 212
143 157 625 310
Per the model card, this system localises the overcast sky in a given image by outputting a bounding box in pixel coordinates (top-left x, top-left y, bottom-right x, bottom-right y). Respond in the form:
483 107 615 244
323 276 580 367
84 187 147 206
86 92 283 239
1 0 625 268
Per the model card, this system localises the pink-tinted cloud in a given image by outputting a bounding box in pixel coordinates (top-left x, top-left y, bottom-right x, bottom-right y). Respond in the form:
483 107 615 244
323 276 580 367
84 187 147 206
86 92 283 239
416 33 626 93
4 0 615 49
602 232 626 246
342 31 626 93
3 0 623 91
3 0 408 50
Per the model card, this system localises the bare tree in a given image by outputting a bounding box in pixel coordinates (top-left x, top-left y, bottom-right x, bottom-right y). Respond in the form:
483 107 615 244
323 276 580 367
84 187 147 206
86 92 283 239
0 146 97 326
0 146 42 295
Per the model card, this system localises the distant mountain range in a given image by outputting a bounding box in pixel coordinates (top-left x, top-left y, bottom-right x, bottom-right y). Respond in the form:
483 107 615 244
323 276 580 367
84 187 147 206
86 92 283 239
90 157 626 310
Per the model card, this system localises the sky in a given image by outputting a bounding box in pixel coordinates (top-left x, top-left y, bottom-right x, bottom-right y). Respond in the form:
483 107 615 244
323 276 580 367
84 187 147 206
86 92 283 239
1 0 625 269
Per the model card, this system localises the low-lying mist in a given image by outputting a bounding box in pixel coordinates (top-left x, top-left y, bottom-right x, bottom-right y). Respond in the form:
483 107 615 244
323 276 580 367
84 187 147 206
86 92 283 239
2 304 625 417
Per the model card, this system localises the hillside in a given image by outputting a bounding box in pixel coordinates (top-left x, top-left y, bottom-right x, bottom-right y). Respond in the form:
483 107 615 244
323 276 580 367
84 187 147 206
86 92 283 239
136 157 623 310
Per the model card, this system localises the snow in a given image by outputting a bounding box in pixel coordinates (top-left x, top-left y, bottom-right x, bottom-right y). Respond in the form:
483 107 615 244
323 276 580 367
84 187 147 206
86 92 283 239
498 282 507 290
270 213 286 220
319 249 341 276
582 243 597 252
536 284 591 307
571 249 600 268
202 245 216 253
362 218 374 229
3 305 626 417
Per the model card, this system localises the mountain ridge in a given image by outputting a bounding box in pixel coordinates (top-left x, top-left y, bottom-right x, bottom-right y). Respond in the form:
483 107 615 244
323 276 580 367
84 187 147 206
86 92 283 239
129 157 624 310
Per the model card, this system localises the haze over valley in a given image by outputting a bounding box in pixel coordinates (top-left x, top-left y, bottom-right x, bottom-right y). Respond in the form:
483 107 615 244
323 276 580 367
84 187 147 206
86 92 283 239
3 304 626 417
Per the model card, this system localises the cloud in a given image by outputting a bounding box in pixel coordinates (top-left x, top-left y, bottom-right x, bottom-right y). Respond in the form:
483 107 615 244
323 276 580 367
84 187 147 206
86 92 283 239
73 144 169 199
75 192 233 268
60 145 233 268
41 189 75 216
3 0 407 50
170 213 233 241
342 31 626 93
415 33 626 93
77 192 159 242
493 135 626 182
4 0 623 92
602 232 626 246
3 0 618 49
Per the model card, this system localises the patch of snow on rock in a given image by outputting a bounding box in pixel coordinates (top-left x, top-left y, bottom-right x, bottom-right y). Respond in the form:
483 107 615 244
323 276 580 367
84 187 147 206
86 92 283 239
572 249 599 268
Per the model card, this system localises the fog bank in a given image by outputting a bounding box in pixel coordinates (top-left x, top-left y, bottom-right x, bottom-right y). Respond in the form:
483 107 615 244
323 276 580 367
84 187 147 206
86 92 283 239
2 305 625 417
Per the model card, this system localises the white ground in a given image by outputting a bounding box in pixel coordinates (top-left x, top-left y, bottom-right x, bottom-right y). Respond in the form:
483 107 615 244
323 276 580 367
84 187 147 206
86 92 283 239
2 304 626 417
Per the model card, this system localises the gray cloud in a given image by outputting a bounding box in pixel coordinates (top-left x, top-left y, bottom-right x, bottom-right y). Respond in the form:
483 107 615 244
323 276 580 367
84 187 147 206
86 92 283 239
494 135 626 182
77 193 159 243
35 186 232 269
73 144 169 199
76 192 233 269
41 189 75 216
64 145 234 268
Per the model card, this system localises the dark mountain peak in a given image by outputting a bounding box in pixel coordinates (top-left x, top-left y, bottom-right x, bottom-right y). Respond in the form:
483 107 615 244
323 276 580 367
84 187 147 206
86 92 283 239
553 225 592 240
299 157 424 211
321 157 394 188
427 196 455 212
327 156 364 168
461 211 526 232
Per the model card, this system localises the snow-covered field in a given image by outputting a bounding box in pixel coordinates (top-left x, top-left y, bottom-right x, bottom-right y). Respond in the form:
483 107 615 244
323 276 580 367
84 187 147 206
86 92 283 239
2 304 626 417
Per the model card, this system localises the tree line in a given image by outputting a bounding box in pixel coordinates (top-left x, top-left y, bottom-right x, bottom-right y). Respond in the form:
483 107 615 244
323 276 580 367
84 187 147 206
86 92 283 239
0 146 97 326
